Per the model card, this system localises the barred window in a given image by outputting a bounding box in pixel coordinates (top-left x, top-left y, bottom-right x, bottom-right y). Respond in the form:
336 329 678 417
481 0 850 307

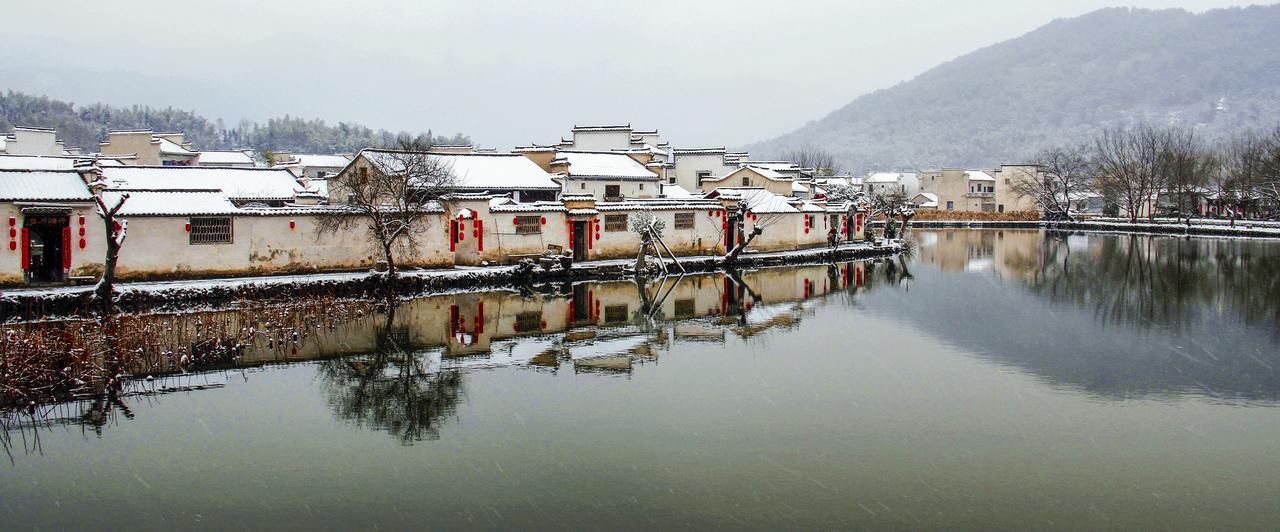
516 311 543 331
674 212 695 230
516 216 541 234
189 217 233 245
604 304 629 323
604 214 628 232
673 298 695 319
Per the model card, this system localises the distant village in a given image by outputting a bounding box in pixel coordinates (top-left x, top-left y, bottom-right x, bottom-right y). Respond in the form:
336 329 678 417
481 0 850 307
0 124 1150 285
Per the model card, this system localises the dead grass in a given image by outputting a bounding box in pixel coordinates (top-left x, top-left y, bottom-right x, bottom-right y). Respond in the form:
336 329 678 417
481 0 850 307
1 296 375 410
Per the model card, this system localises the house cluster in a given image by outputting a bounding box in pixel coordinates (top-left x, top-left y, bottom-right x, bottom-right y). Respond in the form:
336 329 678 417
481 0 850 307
1 124 874 286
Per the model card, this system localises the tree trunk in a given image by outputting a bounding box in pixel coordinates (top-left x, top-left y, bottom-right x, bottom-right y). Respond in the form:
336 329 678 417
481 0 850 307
383 242 398 279
726 227 763 264
95 215 120 314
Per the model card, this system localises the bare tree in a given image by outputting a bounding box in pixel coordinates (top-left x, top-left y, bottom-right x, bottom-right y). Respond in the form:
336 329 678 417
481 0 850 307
1253 126 1280 215
780 148 839 176
725 203 786 264
82 165 130 312
1159 127 1211 220
1093 125 1168 223
321 137 456 280
1015 144 1093 220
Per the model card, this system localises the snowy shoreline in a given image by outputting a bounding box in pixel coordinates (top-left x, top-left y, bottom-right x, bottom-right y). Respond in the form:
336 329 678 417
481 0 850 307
888 218 1280 239
1 241 904 321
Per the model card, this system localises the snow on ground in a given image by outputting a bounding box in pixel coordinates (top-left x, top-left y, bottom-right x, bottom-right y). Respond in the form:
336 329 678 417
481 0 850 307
0 241 896 298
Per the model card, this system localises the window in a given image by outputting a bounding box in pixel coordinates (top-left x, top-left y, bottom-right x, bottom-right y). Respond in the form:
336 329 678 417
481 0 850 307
998 205 1005 213
580 183 586 189
316 171 328 179
189 217 233 245
639 183 644 190
604 304 629 323
674 299 695 319
946 201 954 211
516 216 541 234
674 212 695 229
605 185 621 199
742 177 751 186
604 214 628 232
516 311 543 332
668 177 676 184
696 171 711 185
358 167 368 179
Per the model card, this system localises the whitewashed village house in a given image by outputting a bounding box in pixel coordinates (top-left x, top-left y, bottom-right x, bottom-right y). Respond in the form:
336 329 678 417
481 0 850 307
1 124 872 286
0 127 69 156
99 130 200 166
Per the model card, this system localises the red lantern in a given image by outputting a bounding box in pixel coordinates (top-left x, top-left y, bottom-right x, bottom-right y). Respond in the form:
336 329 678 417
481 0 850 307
514 216 520 225
289 219 296 230
79 238 86 249
78 215 85 226
7 241 14 251
540 216 546 225
7 228 13 238
7 217 14 227
185 222 191 232
78 227 85 237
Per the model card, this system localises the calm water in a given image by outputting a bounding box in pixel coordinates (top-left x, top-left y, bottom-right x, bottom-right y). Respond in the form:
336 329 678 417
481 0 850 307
3 229 1280 529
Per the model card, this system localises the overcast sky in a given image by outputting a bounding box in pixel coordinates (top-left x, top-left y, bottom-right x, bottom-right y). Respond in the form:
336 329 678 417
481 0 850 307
1 0 1260 149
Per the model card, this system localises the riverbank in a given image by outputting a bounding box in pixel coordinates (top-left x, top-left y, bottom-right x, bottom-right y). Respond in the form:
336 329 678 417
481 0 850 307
891 218 1280 238
0 241 905 321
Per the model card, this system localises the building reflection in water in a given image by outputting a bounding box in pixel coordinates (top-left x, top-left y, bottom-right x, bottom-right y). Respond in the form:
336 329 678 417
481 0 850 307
3 261 896 447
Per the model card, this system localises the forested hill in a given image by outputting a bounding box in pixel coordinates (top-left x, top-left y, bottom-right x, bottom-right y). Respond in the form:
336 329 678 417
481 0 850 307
750 5 1280 173
0 90 469 154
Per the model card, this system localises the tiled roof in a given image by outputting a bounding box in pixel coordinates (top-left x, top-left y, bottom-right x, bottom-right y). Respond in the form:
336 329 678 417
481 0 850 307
0 169 93 201
553 151 659 181
100 166 302 200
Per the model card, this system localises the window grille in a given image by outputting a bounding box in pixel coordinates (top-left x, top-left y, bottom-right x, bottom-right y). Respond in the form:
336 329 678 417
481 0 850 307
189 217 233 245
516 216 542 234
674 212 695 229
673 299 695 318
604 304 629 323
604 214 628 232
516 311 543 331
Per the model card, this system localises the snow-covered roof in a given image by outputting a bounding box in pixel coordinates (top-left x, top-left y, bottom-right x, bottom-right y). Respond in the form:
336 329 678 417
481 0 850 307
99 166 302 200
792 181 808 193
0 154 128 170
197 150 255 165
912 192 939 208
661 183 698 198
157 137 196 156
966 170 995 182
553 151 658 181
671 147 727 156
361 150 561 191
102 190 241 216
572 124 632 132
865 172 913 183
0 169 93 201
289 154 351 168
708 187 798 214
706 165 793 185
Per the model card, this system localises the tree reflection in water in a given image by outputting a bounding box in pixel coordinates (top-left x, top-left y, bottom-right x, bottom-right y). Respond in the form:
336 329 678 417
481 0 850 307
317 303 462 445
1027 231 1280 333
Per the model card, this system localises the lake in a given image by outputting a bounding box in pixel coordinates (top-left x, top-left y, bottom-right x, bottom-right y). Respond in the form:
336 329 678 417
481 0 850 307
3 229 1279 529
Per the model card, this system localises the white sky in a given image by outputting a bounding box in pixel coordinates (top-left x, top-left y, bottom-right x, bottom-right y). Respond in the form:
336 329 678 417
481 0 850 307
0 0 1261 149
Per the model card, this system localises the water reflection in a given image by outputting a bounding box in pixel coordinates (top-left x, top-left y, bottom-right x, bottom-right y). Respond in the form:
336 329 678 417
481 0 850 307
3 261 893 448
907 229 1280 401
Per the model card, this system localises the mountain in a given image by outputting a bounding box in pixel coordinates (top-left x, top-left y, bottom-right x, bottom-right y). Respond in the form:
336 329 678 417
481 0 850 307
0 90 470 154
750 5 1280 173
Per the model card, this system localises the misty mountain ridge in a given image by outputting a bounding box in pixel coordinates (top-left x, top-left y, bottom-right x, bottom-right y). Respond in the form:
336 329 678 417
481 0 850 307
750 5 1280 173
